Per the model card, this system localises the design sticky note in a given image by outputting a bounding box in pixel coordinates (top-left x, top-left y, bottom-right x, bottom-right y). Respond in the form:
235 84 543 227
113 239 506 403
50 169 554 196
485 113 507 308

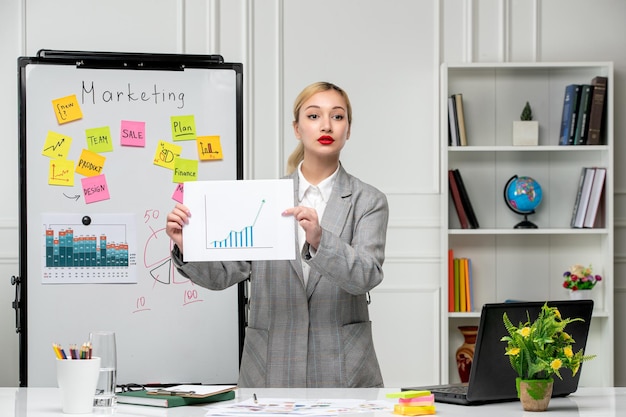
197 135 223 160
120 120 146 147
75 149 106 177
173 158 198 183
171 115 197 141
81 174 110 204
42 131 72 159
52 94 83 124
48 159 74 186
153 140 182 169
86 126 114 152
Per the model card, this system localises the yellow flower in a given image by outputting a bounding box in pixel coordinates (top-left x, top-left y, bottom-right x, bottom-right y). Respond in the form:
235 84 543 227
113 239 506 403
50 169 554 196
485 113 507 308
562 332 572 341
554 309 561 320
551 359 563 370
517 327 531 337
563 346 573 358
506 347 520 356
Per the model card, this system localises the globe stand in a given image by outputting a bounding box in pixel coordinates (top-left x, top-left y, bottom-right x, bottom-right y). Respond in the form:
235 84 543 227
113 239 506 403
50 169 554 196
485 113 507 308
514 213 538 229
504 175 543 229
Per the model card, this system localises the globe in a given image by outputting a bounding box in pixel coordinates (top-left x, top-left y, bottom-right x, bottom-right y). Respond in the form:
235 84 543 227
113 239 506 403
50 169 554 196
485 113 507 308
504 175 543 228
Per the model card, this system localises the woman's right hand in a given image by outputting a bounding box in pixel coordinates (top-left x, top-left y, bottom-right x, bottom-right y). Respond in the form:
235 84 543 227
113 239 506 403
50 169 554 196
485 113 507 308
166 203 191 253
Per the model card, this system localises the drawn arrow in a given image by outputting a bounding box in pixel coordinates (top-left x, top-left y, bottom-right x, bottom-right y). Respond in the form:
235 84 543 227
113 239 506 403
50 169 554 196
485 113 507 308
63 193 81 201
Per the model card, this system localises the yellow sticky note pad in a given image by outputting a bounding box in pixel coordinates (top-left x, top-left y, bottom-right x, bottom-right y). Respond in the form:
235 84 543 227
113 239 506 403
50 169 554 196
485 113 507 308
197 135 223 160
387 391 431 399
42 131 72 159
393 404 436 416
153 140 182 169
86 126 114 152
52 94 83 124
173 158 198 183
171 115 197 141
76 149 106 177
48 159 74 186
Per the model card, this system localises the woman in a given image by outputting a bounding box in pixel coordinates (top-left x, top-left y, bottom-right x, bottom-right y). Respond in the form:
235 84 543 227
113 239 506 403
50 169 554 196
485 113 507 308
166 81 389 388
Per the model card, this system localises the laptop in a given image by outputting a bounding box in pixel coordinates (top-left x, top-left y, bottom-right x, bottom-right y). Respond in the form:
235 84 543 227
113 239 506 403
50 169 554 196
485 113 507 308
403 300 594 405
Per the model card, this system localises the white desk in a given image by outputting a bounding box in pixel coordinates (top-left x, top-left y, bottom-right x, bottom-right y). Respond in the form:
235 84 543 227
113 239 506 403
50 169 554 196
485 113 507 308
1 387 625 416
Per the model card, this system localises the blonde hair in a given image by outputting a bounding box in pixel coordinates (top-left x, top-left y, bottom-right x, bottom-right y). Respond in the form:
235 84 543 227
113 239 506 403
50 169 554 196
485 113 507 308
286 82 352 174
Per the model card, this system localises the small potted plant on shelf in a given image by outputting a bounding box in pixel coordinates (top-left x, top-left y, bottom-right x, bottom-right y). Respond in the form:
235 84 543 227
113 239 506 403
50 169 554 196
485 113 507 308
513 101 539 146
501 303 595 412
563 264 602 300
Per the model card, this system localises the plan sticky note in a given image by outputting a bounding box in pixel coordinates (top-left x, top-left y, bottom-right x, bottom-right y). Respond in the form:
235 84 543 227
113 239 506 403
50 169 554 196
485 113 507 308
52 94 83 124
48 159 74 186
197 135 223 160
173 158 198 183
81 174 110 204
120 120 146 147
171 115 197 141
42 131 72 159
86 126 114 152
153 140 182 169
76 149 106 177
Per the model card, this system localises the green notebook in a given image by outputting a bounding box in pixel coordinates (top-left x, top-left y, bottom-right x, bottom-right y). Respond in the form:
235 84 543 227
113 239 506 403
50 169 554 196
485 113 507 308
117 389 235 408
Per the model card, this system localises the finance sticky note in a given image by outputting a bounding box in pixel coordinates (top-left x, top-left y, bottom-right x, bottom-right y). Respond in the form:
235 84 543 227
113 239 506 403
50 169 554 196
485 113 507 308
197 135 223 160
172 183 184 203
171 115 197 141
153 140 182 169
82 174 110 204
52 94 83 124
42 131 72 159
48 159 74 186
76 149 106 177
173 158 198 183
120 120 146 147
86 126 114 152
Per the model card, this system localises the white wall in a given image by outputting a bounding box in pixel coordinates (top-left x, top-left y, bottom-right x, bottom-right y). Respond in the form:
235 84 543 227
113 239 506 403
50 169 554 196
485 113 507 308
1 0 624 387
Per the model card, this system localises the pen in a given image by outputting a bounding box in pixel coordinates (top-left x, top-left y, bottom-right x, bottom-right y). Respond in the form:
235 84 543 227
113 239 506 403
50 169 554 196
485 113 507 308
253 393 258 403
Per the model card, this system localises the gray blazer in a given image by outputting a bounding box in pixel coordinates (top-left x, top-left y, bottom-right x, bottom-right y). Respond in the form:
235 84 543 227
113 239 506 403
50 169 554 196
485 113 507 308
172 165 389 388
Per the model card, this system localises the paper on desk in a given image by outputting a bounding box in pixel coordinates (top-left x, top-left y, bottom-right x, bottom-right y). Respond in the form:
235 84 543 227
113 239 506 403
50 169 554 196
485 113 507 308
203 397 393 416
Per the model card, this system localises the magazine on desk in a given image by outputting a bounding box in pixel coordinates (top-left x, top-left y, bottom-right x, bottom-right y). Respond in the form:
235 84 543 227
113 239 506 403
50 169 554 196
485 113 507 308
117 385 237 408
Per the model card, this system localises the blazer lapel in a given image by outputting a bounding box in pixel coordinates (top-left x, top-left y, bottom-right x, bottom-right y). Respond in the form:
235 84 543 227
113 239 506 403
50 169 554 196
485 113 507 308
288 172 305 284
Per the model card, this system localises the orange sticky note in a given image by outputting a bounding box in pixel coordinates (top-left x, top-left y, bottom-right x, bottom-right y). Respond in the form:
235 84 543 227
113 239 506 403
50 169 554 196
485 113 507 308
196 135 223 160
48 159 74 186
52 94 83 124
171 115 197 141
86 126 114 152
173 158 198 183
153 140 182 169
42 131 72 159
76 149 106 177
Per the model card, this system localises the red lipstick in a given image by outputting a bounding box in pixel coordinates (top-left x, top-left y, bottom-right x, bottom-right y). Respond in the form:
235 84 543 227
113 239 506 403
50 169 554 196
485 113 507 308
318 135 334 145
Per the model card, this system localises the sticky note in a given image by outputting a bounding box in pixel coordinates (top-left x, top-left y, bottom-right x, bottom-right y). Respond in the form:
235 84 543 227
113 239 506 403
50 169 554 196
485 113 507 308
196 135 223 160
172 183 184 203
153 140 182 169
75 149 106 177
48 159 74 186
42 131 72 159
81 174 110 204
386 390 431 399
399 394 435 405
52 94 83 124
120 120 146 147
393 404 436 416
171 115 197 141
173 158 198 183
86 126 114 152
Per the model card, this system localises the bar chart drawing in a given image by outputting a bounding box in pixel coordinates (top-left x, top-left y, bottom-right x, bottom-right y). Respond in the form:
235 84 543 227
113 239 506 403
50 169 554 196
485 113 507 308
209 200 265 248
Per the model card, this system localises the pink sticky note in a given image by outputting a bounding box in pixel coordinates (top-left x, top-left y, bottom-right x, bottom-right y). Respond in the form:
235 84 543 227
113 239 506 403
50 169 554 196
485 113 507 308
120 120 146 147
81 174 110 204
172 183 184 203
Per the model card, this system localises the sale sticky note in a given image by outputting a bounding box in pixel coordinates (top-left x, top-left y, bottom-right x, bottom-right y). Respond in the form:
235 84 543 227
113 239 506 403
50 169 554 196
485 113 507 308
173 158 198 183
172 183 184 203
120 120 146 147
75 149 106 177
153 140 182 169
86 126 114 152
81 174 110 204
52 94 83 124
48 159 74 186
42 131 72 159
196 135 223 160
171 115 196 141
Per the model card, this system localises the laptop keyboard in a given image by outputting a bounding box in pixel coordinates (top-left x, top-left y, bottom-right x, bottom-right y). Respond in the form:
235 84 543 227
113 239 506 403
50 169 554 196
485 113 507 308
435 385 468 394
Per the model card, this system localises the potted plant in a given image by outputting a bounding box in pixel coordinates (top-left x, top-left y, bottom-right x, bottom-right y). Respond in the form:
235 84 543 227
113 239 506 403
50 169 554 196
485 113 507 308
501 303 595 411
563 264 602 300
513 101 539 145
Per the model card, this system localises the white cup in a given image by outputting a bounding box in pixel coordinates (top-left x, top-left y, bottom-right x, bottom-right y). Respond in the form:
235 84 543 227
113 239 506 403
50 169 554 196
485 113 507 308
89 330 117 408
56 357 101 414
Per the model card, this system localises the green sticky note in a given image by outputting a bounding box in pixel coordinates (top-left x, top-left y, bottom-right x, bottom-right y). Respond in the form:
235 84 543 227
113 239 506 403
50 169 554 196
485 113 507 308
86 126 114 152
386 390 431 399
171 115 197 141
173 158 198 183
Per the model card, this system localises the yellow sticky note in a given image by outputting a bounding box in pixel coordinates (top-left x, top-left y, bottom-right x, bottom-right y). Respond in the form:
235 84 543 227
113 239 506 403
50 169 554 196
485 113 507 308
52 94 83 124
171 115 197 141
86 126 114 152
48 159 74 186
76 149 106 177
173 158 198 183
387 391 431 399
197 135 223 160
153 140 182 170
42 131 72 159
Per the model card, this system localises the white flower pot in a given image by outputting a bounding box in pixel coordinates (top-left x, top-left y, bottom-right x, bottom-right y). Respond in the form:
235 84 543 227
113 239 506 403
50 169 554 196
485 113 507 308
513 121 539 146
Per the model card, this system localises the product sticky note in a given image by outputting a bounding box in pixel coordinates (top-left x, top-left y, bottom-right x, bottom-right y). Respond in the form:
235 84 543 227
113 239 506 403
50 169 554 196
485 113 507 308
75 149 106 177
52 94 83 124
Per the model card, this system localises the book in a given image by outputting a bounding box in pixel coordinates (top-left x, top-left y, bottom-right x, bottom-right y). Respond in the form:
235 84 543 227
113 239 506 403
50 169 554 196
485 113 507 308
452 169 479 229
467 258 473 312
586 76 608 145
453 258 460 312
448 96 460 146
448 249 454 312
571 167 595 228
583 167 606 228
454 94 468 146
458 257 466 312
573 84 594 145
558 84 580 145
448 170 469 229
117 388 236 408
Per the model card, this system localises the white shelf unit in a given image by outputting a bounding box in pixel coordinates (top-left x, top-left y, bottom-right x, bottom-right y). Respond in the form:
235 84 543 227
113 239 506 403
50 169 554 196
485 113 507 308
440 62 614 387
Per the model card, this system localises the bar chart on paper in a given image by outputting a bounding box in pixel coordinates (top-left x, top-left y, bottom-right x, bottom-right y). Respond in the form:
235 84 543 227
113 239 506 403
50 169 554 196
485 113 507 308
209 200 265 248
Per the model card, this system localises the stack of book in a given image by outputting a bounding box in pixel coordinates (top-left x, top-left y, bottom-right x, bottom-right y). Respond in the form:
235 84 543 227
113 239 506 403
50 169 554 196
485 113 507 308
570 166 607 228
448 93 468 146
448 250 473 313
448 169 479 229
558 76 608 146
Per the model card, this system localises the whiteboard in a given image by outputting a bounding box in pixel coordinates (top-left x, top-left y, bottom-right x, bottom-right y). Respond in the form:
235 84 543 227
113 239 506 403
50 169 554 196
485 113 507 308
18 52 244 387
